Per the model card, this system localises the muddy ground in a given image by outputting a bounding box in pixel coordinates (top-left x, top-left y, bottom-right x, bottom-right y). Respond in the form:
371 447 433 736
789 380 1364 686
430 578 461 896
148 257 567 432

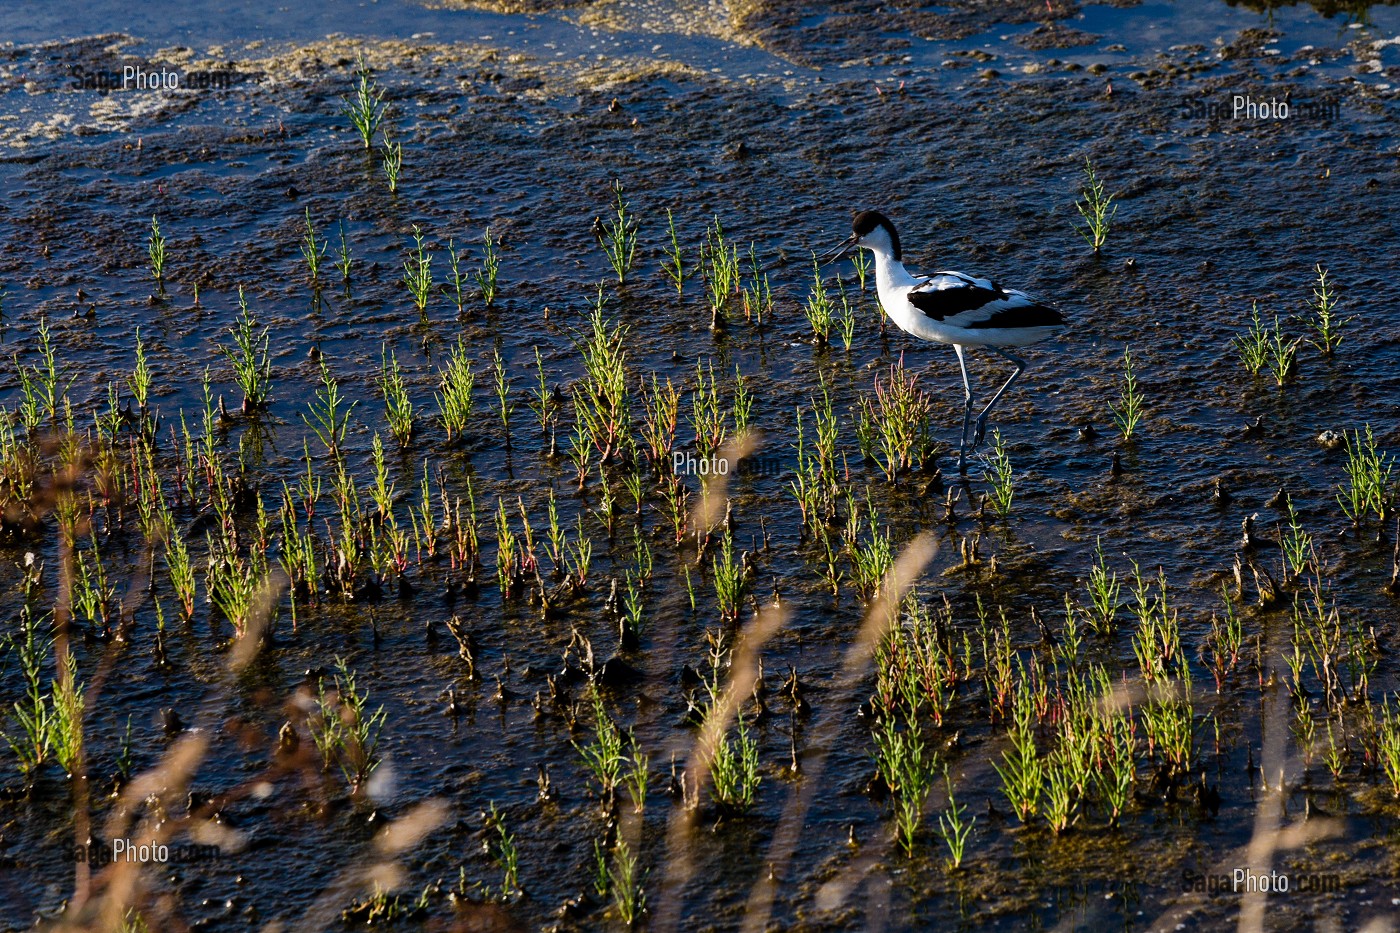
1 1 1400 930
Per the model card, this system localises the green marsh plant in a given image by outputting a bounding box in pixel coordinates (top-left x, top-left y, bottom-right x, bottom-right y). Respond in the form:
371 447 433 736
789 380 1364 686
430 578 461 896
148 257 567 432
1073 156 1116 253
661 208 685 295
1306 263 1347 356
342 54 386 149
148 216 168 289
1337 424 1393 526
475 228 501 309
981 429 1014 518
221 288 273 412
403 226 433 316
300 208 327 285
378 346 416 449
436 337 476 443
600 180 638 284
1109 346 1144 439
381 133 402 192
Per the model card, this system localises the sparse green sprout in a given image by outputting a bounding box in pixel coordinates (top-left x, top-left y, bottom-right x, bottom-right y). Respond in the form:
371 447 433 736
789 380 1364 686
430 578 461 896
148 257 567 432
1073 156 1116 253
1236 301 1270 375
1307 263 1347 356
378 345 415 449
1085 538 1121 634
935 770 975 870
837 279 856 351
300 208 327 285
220 288 273 413
148 216 167 288
403 226 433 316
607 837 646 925
129 327 152 415
49 651 84 777
702 217 741 329
600 180 638 284
981 429 1014 518
475 228 500 309
1109 346 1144 439
310 657 387 796
1 609 54 779
492 346 514 450
874 712 937 855
435 336 476 443
710 713 761 813
803 256 834 346
301 356 357 461
485 802 521 896
334 222 354 283
342 54 386 149
739 243 772 325
1267 329 1300 387
1236 303 1299 385
381 133 402 192
661 207 685 295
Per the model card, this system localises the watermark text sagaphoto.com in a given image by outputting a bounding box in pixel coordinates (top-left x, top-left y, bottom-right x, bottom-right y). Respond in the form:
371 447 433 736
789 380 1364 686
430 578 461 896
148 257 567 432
70 840 222 865
1179 95 1340 122
1181 868 1343 895
68 65 250 92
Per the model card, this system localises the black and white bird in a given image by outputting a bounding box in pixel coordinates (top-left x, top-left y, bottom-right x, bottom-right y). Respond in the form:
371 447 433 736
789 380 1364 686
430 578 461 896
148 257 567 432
824 210 1067 474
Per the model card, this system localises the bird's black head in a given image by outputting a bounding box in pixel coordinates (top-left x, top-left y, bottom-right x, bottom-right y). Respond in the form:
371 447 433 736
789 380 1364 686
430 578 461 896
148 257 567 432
851 210 901 261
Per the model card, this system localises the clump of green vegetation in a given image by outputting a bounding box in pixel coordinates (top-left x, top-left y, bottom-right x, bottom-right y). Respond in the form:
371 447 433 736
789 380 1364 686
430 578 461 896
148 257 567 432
381 133 403 192
1306 263 1347 356
600 180 638 284
1337 424 1393 526
702 217 741 329
1109 346 1144 439
1084 538 1121 635
874 711 937 855
403 226 433 316
435 336 476 444
981 429 1014 518
710 713 761 813
300 208 326 285
1073 156 1117 253
476 228 501 309
1236 303 1298 385
378 346 415 449
803 257 835 346
342 53 386 149
857 357 935 481
221 288 273 413
148 216 168 289
310 658 387 797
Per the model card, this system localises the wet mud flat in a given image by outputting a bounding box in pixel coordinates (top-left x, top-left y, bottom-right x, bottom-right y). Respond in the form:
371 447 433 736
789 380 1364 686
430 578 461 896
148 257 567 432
0 2 1399 931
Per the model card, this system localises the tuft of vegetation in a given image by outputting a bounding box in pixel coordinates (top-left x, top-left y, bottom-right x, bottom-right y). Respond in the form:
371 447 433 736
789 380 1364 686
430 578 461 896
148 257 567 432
341 54 386 149
1073 156 1117 253
1109 346 1144 439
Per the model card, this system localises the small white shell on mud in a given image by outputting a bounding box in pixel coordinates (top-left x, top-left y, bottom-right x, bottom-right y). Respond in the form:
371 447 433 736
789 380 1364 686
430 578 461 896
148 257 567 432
1317 430 1344 450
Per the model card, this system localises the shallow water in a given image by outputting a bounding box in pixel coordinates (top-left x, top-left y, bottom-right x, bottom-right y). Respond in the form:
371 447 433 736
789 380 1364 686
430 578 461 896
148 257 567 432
1 0 1400 931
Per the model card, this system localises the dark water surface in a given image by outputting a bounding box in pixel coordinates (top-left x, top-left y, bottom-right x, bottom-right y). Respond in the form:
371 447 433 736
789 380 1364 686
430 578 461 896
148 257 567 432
1 1 1400 931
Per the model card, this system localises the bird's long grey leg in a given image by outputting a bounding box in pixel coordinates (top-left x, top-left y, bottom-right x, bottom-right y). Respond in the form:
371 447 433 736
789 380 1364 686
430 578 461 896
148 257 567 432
972 348 1027 448
954 344 975 474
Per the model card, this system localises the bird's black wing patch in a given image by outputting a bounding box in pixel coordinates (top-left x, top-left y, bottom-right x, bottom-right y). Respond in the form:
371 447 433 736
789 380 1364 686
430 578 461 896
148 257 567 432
964 301 1066 330
906 273 1007 321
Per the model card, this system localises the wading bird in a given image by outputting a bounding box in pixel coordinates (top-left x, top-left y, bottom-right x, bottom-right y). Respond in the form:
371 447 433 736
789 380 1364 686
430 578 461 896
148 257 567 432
824 210 1067 474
